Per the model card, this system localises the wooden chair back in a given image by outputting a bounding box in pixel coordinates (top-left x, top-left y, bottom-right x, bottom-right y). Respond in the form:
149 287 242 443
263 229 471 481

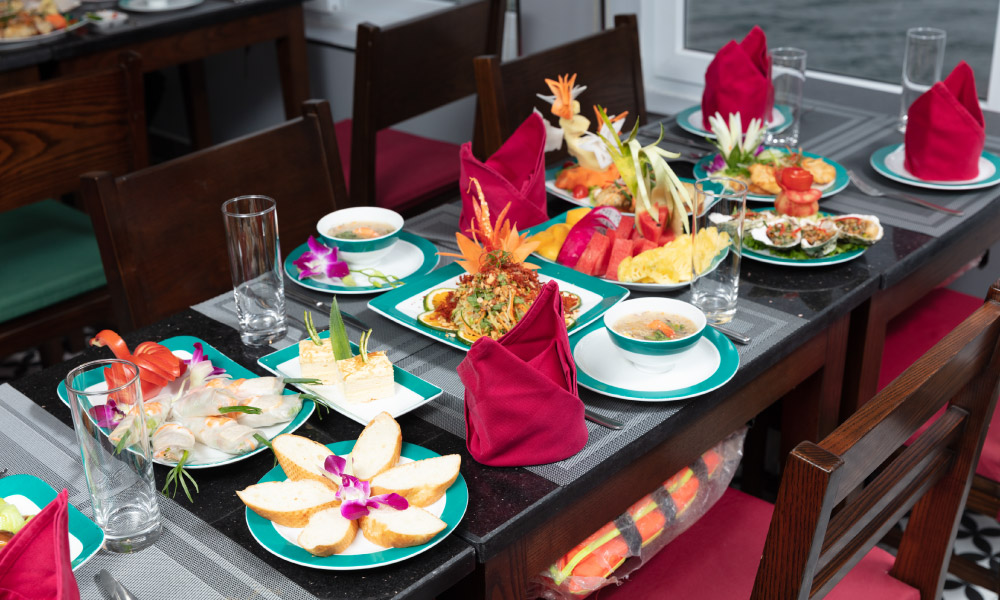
753 280 1000 600
349 0 505 207
82 100 347 330
473 14 645 159
0 53 147 212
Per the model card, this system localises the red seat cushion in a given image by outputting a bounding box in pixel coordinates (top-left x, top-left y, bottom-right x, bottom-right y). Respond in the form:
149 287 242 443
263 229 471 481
879 287 1000 482
335 119 460 213
600 488 919 600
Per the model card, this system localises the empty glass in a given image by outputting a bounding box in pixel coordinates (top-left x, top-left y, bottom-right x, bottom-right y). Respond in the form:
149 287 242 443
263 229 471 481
899 27 946 132
222 195 287 346
65 359 161 553
690 178 748 325
766 47 807 147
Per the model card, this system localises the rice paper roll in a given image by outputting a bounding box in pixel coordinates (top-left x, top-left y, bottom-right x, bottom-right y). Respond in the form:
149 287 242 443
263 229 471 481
152 423 196 462
235 393 303 428
180 416 260 455
109 400 170 448
207 377 286 400
171 388 239 419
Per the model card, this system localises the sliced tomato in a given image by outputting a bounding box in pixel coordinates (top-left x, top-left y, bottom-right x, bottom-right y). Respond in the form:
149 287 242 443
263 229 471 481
90 330 132 360
134 341 184 377
90 330 183 399
572 184 589 199
780 167 814 191
104 362 163 403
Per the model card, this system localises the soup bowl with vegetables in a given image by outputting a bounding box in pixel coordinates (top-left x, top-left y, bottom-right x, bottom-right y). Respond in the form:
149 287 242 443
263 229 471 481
603 297 706 372
317 207 404 266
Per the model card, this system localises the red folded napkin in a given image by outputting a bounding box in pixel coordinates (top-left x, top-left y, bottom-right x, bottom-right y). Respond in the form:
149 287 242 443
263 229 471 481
701 25 773 132
459 113 549 236
0 490 80 600
904 61 985 181
458 280 588 467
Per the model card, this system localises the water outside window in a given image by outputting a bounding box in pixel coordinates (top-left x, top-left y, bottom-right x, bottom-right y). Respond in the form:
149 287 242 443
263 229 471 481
685 0 998 98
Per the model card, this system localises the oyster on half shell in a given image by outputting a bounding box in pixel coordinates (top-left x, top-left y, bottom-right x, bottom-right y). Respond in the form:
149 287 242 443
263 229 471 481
834 214 883 245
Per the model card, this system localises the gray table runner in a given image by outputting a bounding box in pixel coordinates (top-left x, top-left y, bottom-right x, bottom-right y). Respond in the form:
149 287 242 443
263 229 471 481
0 384 318 600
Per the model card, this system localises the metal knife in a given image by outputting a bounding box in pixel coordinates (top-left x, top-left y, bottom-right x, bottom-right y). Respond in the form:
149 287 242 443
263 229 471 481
97 570 139 600
710 324 751 345
284 289 373 330
584 408 624 430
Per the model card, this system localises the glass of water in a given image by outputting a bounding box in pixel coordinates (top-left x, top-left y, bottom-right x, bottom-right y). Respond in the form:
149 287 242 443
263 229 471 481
65 359 162 553
690 177 748 325
222 195 287 346
899 27 946 132
766 47 807 147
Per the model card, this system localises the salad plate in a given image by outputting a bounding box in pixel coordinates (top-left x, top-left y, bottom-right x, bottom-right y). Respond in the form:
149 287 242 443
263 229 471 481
675 104 793 139
571 321 739 401
368 261 629 352
56 336 315 469
0 474 104 571
870 143 1000 190
544 164 697 217
740 209 869 267
285 231 439 295
693 149 850 203
245 441 468 570
257 333 443 426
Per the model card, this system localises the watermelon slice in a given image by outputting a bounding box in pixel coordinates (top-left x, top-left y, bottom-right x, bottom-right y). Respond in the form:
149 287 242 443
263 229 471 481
657 205 670 228
632 239 656 257
614 215 635 240
637 212 661 242
659 228 677 246
593 233 612 277
575 233 611 276
604 238 634 281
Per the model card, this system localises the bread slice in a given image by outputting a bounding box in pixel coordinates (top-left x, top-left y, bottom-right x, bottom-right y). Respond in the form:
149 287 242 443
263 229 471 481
297 507 358 557
350 412 402 481
359 505 446 548
273 434 338 491
236 480 339 528
370 454 460 507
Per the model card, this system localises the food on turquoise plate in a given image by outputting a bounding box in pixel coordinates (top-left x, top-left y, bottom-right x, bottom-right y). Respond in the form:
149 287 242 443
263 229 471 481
1 0 76 39
317 207 403 267
834 214 884 245
799 219 840 257
742 210 882 260
0 498 34 552
327 221 395 240
612 312 698 342
750 218 801 249
602 298 707 373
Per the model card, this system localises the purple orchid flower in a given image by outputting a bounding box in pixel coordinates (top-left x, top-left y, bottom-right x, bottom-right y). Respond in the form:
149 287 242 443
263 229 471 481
324 455 408 519
293 237 350 280
184 342 225 376
708 154 727 173
89 399 124 429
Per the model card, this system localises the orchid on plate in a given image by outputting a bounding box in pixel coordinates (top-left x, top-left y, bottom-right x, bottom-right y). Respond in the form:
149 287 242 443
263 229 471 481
707 112 765 177
324 455 408 520
293 237 349 280
183 342 227 388
89 399 124 429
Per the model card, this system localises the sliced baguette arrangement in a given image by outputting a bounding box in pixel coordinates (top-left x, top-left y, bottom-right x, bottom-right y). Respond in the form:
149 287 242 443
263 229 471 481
239 411 462 557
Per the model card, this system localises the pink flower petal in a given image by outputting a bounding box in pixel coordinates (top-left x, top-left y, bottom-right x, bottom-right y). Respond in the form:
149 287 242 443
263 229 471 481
89 400 123 429
324 455 347 477
371 493 408 511
340 500 371 520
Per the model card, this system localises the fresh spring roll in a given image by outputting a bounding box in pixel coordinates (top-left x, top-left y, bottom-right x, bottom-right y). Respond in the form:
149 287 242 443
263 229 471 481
235 393 303 428
109 401 170 448
206 377 286 400
180 416 260 455
152 423 196 462
171 387 240 419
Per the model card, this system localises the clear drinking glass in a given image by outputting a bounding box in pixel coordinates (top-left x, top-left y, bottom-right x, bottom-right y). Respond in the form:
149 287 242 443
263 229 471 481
766 47 807 147
899 27 946 132
690 177 748 325
222 195 287 346
65 359 161 553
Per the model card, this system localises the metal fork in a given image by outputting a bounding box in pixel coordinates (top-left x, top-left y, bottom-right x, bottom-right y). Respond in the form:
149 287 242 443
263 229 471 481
846 170 964 216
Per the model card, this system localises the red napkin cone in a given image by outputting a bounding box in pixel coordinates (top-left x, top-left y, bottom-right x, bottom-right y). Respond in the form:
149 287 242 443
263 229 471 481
701 25 773 132
459 113 549 236
0 490 80 600
458 281 588 467
904 61 985 181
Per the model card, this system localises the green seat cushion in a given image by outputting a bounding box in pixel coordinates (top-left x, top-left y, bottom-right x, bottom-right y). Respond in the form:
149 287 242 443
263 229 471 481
0 199 107 323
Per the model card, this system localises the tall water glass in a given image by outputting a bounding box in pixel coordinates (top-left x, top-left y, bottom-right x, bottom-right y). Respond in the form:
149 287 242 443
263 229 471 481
690 178 748 325
65 359 161 553
222 195 287 345
766 47 807 147
899 27 946 132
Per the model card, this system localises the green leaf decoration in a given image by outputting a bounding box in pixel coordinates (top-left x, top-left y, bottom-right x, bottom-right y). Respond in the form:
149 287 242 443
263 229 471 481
328 297 352 361
161 450 199 503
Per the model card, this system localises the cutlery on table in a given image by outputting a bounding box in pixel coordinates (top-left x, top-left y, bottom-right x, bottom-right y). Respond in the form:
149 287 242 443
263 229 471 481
96 569 139 600
0 468 7 478
284 289 373 330
710 324 751 345
584 408 624 430
846 170 964 216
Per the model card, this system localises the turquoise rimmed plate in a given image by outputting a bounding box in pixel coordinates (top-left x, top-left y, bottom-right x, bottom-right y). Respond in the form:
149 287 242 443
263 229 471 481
245 441 468 570
740 209 868 267
368 261 629 352
870 143 1000 190
0 474 105 571
675 104 794 139
258 333 443 426
571 320 739 401
693 149 849 203
285 231 439 295
56 336 314 469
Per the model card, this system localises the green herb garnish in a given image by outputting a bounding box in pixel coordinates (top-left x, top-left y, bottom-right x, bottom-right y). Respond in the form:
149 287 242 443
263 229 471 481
253 433 278 467
304 311 323 345
162 451 199 503
329 297 352 360
218 406 262 414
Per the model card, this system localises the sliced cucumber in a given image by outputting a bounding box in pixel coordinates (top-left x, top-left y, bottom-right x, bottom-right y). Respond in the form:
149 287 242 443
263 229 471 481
423 288 456 311
456 329 481 346
564 315 577 330
417 310 457 333
560 291 582 313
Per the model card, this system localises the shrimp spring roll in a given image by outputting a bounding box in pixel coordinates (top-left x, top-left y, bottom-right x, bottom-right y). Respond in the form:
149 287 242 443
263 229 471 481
109 400 170 448
207 377 286 399
180 416 260 455
152 423 196 462
235 393 303 428
171 388 240 419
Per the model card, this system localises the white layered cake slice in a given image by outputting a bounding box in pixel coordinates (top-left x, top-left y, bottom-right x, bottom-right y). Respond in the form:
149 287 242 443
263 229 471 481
298 340 344 387
337 351 394 403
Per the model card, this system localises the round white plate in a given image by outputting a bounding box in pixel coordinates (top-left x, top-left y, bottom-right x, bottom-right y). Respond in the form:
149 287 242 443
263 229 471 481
118 0 203 12
870 143 1000 190
676 104 793 139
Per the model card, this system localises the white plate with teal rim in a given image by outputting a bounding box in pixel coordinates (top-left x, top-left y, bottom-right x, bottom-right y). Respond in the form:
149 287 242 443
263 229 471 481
368 261 629 352
571 320 739 401
56 336 315 469
693 149 849 203
675 104 793 139
257 333 443 426
740 210 868 267
118 0 203 12
245 440 468 570
0 474 105 571
870 143 1000 191
285 231 439 295
543 165 699 217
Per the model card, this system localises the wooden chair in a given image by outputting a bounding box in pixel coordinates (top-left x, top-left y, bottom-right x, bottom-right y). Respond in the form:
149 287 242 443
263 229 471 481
82 100 346 330
473 14 646 160
338 0 505 214
0 53 147 363
603 280 1000 600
